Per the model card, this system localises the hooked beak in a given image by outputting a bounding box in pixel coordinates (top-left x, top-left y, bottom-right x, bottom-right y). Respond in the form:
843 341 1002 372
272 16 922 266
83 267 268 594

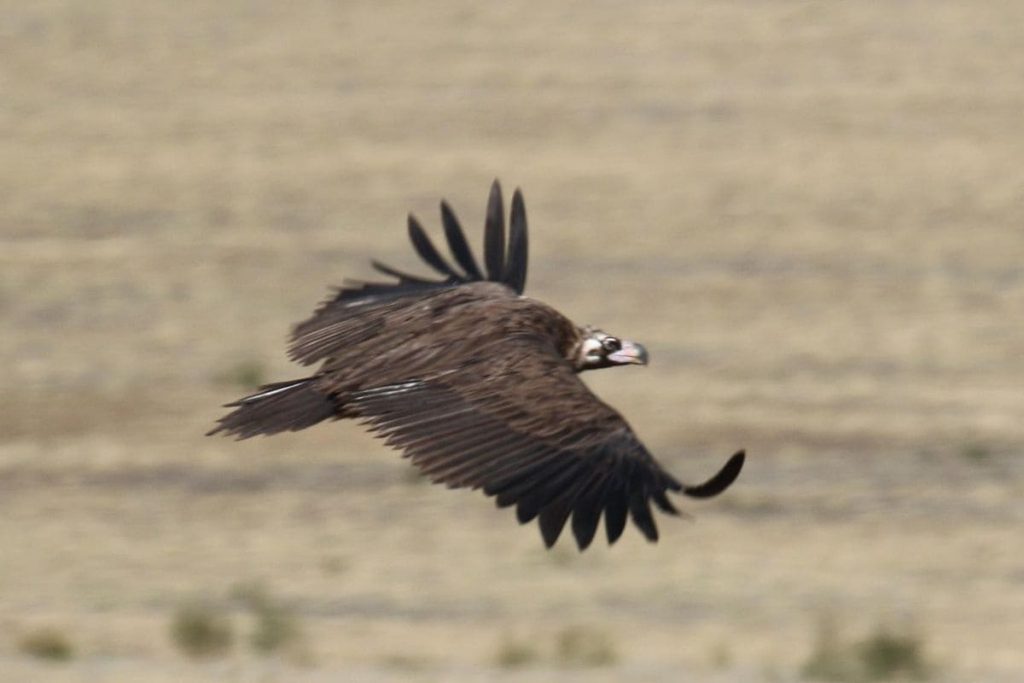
607 340 648 366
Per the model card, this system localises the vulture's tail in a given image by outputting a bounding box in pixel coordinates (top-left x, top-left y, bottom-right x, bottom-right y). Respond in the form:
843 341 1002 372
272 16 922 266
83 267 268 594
207 378 338 439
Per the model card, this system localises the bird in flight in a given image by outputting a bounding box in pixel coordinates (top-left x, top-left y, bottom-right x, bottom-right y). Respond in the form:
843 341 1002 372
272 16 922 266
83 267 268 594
209 181 744 549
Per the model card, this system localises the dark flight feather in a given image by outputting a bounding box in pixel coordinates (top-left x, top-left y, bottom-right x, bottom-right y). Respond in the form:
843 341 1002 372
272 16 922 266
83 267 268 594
570 478 608 550
209 180 745 550
604 488 629 545
341 346 703 549
505 189 528 294
483 180 506 282
683 450 746 498
292 181 528 327
369 259 436 284
441 200 484 280
407 214 461 280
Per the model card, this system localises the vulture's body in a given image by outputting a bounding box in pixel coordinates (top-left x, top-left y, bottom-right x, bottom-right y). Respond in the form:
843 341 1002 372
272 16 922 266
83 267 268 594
210 182 744 549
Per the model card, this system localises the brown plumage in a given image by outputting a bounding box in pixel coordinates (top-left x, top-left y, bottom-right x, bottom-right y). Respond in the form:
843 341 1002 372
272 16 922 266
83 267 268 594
209 181 744 549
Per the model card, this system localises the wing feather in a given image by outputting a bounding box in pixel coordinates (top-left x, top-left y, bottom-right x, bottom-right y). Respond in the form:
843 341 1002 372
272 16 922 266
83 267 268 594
288 181 529 365
484 180 506 282
345 340 742 549
629 488 659 542
604 484 629 544
505 188 528 294
537 467 604 547
441 201 484 279
571 474 612 550
407 214 461 279
512 459 588 523
370 260 438 284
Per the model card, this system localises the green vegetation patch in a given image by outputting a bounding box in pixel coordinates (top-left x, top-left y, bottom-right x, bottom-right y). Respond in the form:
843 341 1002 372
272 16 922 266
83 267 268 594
494 636 541 669
802 616 930 681
19 627 74 662
554 625 618 668
170 601 234 659
231 581 304 656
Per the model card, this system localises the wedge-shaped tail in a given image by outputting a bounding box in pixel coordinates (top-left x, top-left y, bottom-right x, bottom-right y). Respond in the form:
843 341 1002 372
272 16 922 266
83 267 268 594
206 378 337 439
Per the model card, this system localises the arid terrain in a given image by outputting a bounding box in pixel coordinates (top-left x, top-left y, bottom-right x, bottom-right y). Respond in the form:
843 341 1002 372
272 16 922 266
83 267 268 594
2 1 1022 681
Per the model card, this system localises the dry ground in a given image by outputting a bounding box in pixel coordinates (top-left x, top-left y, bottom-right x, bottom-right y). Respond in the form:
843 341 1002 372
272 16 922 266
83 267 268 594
2 1 1023 681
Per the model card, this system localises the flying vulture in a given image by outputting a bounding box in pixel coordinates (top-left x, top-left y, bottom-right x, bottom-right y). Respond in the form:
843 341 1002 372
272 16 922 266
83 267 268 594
209 181 744 549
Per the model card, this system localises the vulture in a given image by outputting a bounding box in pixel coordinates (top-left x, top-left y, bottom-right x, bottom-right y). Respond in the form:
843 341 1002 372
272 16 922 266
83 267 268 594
209 181 744 550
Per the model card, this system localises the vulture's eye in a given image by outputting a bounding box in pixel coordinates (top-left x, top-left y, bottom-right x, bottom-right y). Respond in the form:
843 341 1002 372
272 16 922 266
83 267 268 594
602 337 621 353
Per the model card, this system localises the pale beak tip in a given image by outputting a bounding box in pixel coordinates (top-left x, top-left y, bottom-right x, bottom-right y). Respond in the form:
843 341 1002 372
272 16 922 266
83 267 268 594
609 341 648 366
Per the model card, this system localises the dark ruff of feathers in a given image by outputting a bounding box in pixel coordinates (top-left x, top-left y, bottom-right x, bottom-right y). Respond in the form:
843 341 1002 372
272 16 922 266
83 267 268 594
209 180 745 550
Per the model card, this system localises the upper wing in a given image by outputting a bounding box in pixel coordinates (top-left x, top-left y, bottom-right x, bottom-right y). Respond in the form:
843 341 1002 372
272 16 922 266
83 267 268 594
290 180 527 364
344 339 744 550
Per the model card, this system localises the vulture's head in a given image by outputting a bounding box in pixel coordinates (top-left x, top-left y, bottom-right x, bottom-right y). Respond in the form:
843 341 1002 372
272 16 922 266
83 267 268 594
573 326 649 372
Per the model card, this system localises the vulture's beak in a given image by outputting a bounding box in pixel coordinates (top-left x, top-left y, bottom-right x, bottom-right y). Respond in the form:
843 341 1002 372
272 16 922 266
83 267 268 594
608 340 648 366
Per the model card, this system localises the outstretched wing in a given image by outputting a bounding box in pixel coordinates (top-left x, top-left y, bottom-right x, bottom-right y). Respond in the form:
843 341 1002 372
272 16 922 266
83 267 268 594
320 179 526 302
342 338 744 550
290 180 527 365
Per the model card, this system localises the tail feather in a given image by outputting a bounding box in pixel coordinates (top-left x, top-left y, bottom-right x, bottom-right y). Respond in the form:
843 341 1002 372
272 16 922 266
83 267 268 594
207 378 338 439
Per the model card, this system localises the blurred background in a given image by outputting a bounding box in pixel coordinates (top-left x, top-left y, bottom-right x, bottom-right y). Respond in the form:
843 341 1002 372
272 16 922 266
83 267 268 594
2 1 1022 681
